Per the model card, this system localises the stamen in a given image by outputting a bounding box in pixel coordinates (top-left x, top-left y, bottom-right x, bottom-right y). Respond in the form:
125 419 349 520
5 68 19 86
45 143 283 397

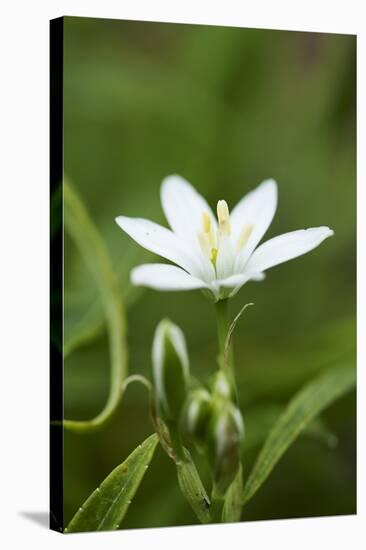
202 212 215 247
197 231 211 257
202 212 211 233
237 224 253 251
217 200 231 236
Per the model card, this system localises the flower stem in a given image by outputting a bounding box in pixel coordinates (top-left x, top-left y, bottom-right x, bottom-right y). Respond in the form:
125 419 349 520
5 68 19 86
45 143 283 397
215 299 238 401
210 484 225 523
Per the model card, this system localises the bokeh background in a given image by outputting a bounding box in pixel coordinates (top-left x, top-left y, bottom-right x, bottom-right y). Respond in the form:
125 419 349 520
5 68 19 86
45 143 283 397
62 17 356 528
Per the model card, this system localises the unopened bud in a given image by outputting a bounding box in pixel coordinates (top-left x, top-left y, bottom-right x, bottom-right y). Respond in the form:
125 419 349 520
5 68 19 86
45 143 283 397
207 399 244 495
152 319 189 423
210 371 233 400
181 388 212 449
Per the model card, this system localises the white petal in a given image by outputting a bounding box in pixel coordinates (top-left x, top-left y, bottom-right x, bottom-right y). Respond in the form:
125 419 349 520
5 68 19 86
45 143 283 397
216 234 235 280
230 179 278 270
160 175 217 248
216 273 250 288
197 253 217 285
250 272 266 281
131 263 209 291
244 227 334 275
115 216 200 275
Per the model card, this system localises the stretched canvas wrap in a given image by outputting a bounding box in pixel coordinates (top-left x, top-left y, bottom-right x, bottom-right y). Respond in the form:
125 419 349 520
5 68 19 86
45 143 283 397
50 16 356 533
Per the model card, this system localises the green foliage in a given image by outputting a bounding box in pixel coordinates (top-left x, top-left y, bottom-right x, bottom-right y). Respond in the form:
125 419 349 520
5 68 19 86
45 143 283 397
222 465 243 523
63 180 127 431
243 403 338 452
176 450 211 524
242 364 356 506
65 434 158 532
207 398 244 496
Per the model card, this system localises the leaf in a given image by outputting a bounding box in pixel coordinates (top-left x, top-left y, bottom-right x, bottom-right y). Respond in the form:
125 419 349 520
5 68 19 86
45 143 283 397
64 247 144 357
244 404 338 452
63 180 127 432
242 363 356 506
222 464 243 523
65 434 158 532
176 449 211 524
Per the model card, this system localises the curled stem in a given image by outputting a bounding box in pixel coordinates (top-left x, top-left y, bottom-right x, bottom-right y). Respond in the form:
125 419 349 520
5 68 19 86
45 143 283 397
121 374 153 393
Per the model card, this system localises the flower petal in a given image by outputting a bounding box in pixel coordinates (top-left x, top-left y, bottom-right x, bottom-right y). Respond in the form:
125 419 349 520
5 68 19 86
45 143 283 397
217 271 264 287
160 175 217 248
131 264 209 291
216 234 235 280
250 272 266 281
115 216 200 274
216 273 250 288
244 227 334 275
230 179 278 271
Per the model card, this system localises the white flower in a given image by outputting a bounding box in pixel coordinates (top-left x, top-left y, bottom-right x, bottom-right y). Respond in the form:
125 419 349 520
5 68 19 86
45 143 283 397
115 175 333 301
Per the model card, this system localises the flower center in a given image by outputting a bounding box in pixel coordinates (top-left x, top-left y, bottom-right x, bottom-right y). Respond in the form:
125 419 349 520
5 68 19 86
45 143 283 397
197 200 231 266
197 200 254 267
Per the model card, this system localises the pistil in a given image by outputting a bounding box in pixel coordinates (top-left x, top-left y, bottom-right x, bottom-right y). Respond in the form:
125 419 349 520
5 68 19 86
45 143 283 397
217 200 231 236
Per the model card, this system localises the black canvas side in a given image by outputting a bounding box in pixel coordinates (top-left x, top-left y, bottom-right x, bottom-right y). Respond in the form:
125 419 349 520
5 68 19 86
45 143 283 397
50 16 64 534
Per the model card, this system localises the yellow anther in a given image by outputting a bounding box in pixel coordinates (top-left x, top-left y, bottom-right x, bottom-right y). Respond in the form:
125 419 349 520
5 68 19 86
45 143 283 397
197 231 211 257
202 211 215 247
237 224 253 251
211 247 218 265
202 212 211 233
217 200 231 236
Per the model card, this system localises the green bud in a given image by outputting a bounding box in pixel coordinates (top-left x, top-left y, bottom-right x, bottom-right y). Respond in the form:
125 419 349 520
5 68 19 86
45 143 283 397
181 388 212 450
152 319 190 423
210 371 233 400
207 399 244 495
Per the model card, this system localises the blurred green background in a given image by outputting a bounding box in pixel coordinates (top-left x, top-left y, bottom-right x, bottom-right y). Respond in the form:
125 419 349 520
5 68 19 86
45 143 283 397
62 17 356 528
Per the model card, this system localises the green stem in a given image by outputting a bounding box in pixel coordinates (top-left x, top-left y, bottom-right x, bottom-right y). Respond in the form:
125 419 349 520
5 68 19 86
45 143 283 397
215 299 237 401
216 299 230 367
210 483 225 523
167 422 186 463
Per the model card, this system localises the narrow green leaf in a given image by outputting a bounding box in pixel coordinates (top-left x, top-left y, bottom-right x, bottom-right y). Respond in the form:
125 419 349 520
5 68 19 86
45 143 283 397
244 404 338 452
176 450 211 524
63 180 127 432
222 464 243 523
242 364 356 506
65 434 158 532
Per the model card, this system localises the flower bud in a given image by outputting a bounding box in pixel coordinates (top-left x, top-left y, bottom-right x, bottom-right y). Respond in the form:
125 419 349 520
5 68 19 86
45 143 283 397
207 399 244 495
181 388 212 450
210 371 233 400
152 319 189 423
